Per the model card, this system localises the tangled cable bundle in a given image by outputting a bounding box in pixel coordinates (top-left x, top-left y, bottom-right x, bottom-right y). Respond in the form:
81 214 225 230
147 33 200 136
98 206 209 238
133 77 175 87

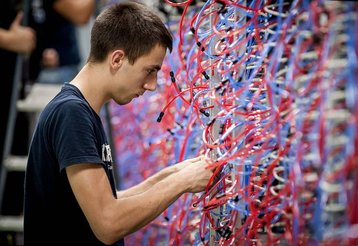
110 0 358 245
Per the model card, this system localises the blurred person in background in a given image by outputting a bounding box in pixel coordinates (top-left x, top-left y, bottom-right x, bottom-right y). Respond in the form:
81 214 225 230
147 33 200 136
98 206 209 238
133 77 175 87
0 0 36 163
0 1 36 245
0 0 36 190
0 1 94 244
29 0 96 85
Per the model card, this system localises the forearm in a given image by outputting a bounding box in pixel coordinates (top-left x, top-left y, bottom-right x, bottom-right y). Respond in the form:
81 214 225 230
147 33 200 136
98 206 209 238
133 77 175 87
116 156 207 198
116 164 178 198
110 172 188 241
0 14 35 54
0 29 9 50
71 156 211 244
54 0 95 25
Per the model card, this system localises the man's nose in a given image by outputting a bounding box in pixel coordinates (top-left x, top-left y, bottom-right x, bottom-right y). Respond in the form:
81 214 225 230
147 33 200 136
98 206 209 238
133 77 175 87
144 76 157 91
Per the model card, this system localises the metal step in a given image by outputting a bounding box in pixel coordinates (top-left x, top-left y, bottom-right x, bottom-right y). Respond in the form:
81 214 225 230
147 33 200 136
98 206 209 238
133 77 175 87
17 83 62 112
0 216 23 232
3 155 27 172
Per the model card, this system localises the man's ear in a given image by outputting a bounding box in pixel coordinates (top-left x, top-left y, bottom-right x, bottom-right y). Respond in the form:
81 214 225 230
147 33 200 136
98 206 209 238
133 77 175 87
110 49 125 70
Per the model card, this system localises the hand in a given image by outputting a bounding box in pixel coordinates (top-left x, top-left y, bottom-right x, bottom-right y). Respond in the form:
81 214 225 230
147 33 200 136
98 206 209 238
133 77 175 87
172 155 204 172
4 12 36 53
175 155 214 193
42 48 59 68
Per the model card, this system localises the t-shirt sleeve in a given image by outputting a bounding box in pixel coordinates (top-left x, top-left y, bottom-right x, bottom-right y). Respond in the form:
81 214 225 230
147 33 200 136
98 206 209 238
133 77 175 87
48 100 104 171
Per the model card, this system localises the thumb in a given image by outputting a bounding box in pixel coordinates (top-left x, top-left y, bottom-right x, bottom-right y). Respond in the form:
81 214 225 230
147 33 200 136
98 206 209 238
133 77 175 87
11 11 24 27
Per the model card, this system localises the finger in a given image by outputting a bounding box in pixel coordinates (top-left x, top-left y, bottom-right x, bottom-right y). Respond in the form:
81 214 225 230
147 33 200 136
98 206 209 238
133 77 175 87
12 11 24 27
190 155 202 162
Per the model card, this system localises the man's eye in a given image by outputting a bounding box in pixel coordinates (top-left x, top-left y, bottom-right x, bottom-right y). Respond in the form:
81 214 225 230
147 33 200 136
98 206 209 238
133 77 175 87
147 69 156 75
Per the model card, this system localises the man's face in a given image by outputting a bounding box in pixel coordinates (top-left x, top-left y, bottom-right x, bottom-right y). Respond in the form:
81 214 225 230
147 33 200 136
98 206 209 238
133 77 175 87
113 44 167 105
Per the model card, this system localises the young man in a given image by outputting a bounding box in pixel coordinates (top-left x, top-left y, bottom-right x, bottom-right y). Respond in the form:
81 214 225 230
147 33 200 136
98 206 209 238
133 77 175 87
23 2 213 245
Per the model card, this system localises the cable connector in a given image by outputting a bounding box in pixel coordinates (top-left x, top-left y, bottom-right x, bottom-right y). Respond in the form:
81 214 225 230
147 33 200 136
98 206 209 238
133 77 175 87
199 109 210 117
157 111 164 122
217 0 227 14
167 128 174 136
216 227 232 239
207 118 216 126
202 71 210 80
169 71 176 83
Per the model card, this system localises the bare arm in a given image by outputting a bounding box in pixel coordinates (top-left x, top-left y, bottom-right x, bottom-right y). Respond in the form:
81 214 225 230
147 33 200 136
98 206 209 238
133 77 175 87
53 0 95 25
116 155 204 198
66 156 212 245
0 12 36 53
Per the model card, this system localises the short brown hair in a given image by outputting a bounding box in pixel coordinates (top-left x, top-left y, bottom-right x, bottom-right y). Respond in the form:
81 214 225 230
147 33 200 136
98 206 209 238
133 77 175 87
87 2 173 64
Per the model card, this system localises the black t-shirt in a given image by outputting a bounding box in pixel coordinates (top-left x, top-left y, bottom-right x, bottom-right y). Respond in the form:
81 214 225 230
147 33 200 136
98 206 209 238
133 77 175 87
24 83 123 245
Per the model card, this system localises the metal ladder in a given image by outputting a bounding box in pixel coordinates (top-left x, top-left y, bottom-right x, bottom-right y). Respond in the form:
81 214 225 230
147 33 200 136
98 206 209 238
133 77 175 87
0 81 62 235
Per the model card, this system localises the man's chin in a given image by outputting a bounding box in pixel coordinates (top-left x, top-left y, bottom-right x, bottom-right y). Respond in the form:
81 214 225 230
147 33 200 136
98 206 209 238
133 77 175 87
114 98 131 105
